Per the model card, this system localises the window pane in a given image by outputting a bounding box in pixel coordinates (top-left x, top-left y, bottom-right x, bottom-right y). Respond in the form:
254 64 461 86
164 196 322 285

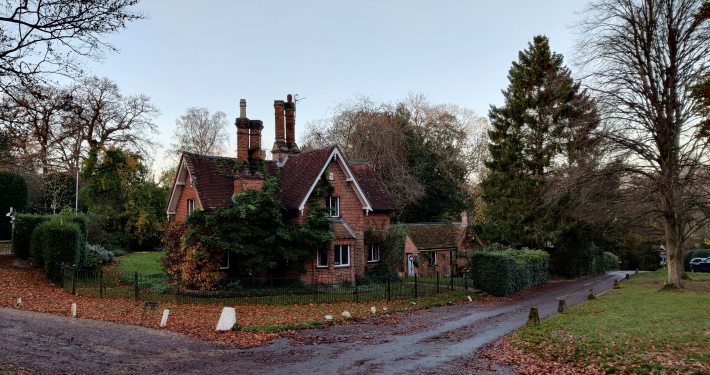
373 245 379 261
318 248 327 267
334 245 341 265
342 245 349 265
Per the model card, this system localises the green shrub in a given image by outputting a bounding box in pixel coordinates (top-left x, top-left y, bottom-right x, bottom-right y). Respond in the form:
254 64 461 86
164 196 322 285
470 247 549 297
548 242 619 278
683 249 710 271
12 214 50 260
0 170 28 240
86 244 114 263
30 218 83 278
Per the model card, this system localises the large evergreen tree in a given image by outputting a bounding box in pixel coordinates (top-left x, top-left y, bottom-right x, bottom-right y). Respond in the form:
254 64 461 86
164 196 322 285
480 35 583 248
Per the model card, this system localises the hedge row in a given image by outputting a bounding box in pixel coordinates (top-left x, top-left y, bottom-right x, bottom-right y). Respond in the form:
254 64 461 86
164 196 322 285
31 218 85 278
683 249 710 271
470 248 549 297
13 213 89 276
548 242 619 278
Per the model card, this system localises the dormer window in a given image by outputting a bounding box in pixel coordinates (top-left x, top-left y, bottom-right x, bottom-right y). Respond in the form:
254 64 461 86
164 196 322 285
325 197 339 217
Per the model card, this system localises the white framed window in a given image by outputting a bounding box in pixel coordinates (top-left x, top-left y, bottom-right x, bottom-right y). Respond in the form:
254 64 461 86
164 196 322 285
431 252 437 266
367 244 380 263
317 247 328 268
187 199 196 213
325 197 339 217
328 171 334 181
334 245 350 267
220 252 230 270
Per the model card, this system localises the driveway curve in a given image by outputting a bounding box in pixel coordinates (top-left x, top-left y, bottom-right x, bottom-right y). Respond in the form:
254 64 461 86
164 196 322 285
0 271 632 374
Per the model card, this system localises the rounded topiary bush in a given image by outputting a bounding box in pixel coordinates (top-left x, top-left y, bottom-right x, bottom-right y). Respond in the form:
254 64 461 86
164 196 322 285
30 218 83 278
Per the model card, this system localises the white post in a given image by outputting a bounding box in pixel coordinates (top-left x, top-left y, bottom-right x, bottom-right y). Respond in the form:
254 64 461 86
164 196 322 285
71 303 77 317
160 309 169 327
215 307 236 331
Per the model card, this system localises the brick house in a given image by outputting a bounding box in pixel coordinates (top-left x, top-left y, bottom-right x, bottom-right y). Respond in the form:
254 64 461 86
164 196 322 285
165 95 396 284
401 217 482 277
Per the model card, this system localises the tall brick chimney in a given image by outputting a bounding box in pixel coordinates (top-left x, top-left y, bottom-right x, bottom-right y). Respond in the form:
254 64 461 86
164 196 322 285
271 94 300 162
235 99 264 162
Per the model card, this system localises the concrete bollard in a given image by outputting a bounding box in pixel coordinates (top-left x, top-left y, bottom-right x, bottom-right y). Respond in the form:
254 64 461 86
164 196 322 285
215 307 236 331
160 309 169 328
613 280 620 289
588 289 596 300
16 298 21 307
341 311 351 319
467 296 472 301
71 303 77 317
325 315 333 321
526 307 540 327
371 306 376 314
557 299 567 313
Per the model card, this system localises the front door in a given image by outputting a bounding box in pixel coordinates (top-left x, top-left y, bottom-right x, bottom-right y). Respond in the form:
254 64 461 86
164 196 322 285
407 255 415 276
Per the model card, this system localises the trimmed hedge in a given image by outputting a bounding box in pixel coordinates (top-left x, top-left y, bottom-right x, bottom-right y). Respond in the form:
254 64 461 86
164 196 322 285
470 248 549 297
12 214 50 260
0 170 28 240
30 218 84 277
683 249 710 271
548 242 619 278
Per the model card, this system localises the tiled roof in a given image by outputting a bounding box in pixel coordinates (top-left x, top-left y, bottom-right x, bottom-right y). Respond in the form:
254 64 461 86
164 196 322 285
402 223 466 250
183 152 239 211
349 163 397 211
277 146 336 209
181 145 396 213
332 219 356 239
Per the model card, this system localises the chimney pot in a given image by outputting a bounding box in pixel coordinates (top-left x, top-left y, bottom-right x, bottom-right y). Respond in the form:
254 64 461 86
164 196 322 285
287 94 292 103
240 99 246 118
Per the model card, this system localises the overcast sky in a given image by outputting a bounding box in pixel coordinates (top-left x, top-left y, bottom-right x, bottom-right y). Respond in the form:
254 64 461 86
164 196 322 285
87 0 589 172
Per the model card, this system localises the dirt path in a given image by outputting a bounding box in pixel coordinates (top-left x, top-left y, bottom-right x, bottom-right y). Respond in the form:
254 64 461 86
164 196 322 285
0 271 632 374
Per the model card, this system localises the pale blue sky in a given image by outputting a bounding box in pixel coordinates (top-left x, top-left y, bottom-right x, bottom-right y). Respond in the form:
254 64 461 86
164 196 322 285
87 0 588 171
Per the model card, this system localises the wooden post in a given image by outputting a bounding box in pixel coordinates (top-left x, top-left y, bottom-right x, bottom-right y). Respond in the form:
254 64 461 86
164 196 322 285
387 275 391 301
526 307 540 327
625 274 630 280
557 299 567 313
450 268 454 291
100 269 104 298
355 282 359 303
60 264 65 289
464 270 468 290
613 279 620 289
588 288 596 300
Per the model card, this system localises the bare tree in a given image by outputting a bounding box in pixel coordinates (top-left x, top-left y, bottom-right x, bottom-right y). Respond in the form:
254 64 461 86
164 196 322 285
67 76 160 159
0 0 145 95
166 107 229 159
574 0 710 287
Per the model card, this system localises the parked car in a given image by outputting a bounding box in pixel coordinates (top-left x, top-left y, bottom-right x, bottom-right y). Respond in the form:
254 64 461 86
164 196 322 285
690 258 710 273
690 257 707 267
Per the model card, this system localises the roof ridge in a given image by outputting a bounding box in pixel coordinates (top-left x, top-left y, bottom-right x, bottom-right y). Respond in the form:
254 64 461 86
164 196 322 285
182 151 237 161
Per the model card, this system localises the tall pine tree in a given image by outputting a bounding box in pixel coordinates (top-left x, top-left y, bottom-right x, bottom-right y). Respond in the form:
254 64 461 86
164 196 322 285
480 35 583 248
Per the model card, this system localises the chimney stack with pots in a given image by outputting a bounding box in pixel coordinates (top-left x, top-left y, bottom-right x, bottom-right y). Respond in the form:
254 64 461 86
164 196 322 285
271 94 301 162
234 99 264 162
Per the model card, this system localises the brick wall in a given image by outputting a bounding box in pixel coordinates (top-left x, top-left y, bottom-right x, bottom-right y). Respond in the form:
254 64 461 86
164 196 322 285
174 174 200 222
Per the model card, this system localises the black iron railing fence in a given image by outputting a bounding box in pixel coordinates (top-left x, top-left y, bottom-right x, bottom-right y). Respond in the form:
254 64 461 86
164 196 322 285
51 264 471 305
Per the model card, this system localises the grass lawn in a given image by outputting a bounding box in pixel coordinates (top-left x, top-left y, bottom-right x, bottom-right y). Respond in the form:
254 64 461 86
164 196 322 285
115 251 165 274
508 270 710 374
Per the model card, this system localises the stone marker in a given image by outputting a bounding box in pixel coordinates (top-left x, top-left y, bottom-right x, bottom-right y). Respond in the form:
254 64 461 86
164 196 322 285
325 315 333 321
71 303 77 317
341 311 351 318
558 299 568 313
215 307 236 331
613 280 620 289
411 302 416 305
588 289 596 300
382 307 387 312
160 309 169 328
625 274 630 280
16 298 21 307
526 307 540 327
370 306 376 314
467 296 472 302
635 268 639 275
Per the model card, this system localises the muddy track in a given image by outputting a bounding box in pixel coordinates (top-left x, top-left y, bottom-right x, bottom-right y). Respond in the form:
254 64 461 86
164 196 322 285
0 271 631 374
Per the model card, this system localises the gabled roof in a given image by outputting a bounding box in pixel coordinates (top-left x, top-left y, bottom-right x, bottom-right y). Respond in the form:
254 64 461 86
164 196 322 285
349 162 397 211
332 219 356 239
401 223 467 251
166 146 396 215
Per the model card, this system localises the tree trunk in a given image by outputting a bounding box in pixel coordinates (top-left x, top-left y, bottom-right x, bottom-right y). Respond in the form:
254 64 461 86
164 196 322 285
663 212 684 289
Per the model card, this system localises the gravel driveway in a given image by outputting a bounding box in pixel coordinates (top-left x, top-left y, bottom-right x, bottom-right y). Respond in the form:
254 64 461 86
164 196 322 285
0 271 632 374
